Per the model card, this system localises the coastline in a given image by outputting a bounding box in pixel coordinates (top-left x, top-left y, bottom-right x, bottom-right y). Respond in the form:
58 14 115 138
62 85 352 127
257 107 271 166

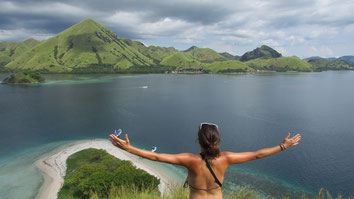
34 139 180 199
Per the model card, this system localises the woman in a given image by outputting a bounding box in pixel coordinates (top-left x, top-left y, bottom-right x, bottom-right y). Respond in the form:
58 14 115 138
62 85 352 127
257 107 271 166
109 123 301 199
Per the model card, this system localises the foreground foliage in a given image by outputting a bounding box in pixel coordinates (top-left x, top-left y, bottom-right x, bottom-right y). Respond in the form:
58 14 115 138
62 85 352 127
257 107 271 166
90 185 349 199
58 149 160 199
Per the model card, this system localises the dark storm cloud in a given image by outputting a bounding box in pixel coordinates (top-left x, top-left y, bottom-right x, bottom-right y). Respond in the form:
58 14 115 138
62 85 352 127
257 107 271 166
0 0 232 29
0 0 235 41
0 0 353 57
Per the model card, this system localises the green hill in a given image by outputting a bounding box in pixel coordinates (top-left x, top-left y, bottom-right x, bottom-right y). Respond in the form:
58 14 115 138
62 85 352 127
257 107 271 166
184 46 228 63
327 56 354 66
306 57 353 71
337 56 354 66
246 57 312 72
5 18 153 73
2 18 352 73
160 52 203 71
122 39 177 63
219 52 240 60
240 45 282 61
203 60 255 73
0 38 39 67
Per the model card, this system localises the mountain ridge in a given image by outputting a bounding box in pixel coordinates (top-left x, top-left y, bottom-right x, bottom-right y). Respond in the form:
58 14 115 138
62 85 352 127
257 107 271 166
1 18 353 73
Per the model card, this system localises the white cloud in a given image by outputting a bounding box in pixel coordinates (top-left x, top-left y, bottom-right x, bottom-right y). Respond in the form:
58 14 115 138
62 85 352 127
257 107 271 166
205 41 235 54
0 1 91 18
0 29 53 41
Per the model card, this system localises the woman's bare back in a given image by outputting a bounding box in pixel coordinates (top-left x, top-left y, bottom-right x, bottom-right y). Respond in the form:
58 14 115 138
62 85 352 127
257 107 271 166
186 153 230 199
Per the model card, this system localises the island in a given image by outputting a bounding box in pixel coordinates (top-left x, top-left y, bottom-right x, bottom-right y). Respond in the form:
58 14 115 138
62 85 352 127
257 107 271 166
1 70 45 84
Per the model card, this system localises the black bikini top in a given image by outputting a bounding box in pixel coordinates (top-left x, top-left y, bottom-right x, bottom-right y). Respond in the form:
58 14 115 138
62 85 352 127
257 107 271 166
183 153 223 191
200 153 223 188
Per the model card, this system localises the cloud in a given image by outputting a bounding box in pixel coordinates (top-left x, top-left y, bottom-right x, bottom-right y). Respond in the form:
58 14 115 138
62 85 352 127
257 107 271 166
0 29 53 41
0 0 353 57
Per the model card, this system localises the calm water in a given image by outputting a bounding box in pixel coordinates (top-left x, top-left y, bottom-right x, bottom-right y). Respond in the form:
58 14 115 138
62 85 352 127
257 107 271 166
0 72 353 198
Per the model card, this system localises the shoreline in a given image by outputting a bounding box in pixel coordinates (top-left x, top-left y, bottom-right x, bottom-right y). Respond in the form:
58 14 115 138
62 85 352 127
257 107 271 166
34 139 180 199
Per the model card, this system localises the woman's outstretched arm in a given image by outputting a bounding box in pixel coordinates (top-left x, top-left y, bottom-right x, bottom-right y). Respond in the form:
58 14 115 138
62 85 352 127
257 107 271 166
109 134 193 167
224 133 301 165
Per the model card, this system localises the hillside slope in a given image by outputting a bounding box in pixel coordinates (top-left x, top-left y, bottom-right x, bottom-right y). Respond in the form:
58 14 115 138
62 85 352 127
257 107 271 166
3 18 352 73
0 38 39 67
240 45 282 61
184 46 228 63
203 60 255 73
306 57 353 71
246 57 313 72
122 39 177 63
5 18 153 72
160 52 203 70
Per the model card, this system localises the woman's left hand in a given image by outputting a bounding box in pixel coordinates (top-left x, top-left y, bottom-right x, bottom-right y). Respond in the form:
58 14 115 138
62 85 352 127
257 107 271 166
282 133 302 148
109 134 131 151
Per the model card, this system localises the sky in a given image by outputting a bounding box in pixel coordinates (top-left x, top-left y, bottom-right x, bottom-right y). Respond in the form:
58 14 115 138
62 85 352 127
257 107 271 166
0 0 353 58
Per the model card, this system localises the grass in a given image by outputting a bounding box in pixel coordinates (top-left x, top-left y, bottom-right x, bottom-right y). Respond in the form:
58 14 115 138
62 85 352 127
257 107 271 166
89 185 350 199
306 57 353 71
5 18 153 72
0 38 39 66
184 46 228 63
245 57 313 72
160 52 204 70
203 60 255 73
2 18 351 73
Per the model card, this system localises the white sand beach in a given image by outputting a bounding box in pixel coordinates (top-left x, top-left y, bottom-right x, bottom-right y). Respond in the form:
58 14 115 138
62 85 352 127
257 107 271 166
34 139 180 199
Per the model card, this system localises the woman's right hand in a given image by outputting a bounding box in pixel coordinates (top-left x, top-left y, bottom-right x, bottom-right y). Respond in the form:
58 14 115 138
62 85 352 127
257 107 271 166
282 133 302 149
109 134 131 151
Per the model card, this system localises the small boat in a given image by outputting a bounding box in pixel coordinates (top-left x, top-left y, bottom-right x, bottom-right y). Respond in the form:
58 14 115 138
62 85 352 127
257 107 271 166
114 129 122 137
151 146 157 152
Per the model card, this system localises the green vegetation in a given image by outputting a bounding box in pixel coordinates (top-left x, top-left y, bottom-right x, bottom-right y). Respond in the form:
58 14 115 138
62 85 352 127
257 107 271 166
1 18 352 73
2 70 45 84
306 57 354 71
88 184 346 199
240 45 282 61
338 56 354 66
121 39 177 64
58 149 159 199
219 52 240 60
0 38 39 67
160 52 203 71
203 60 255 73
5 18 153 73
246 57 313 72
184 46 228 63
328 56 354 66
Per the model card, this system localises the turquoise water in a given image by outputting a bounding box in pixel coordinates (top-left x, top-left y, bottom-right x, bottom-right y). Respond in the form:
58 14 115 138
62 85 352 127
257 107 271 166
0 72 353 198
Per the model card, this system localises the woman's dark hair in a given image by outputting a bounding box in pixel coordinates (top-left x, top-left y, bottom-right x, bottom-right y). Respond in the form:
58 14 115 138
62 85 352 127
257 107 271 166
198 124 221 160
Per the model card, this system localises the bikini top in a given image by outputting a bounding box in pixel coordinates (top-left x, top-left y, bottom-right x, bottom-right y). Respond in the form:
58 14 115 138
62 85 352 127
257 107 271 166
183 153 223 191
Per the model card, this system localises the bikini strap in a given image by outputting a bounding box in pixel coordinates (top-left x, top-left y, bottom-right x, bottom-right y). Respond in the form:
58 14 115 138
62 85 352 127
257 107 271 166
201 153 223 187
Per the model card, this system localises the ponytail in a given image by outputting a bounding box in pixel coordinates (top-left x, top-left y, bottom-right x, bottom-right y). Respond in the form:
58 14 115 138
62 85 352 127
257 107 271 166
198 125 221 160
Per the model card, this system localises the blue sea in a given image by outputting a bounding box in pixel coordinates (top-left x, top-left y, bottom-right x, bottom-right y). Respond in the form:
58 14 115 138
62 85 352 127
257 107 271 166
0 72 353 198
